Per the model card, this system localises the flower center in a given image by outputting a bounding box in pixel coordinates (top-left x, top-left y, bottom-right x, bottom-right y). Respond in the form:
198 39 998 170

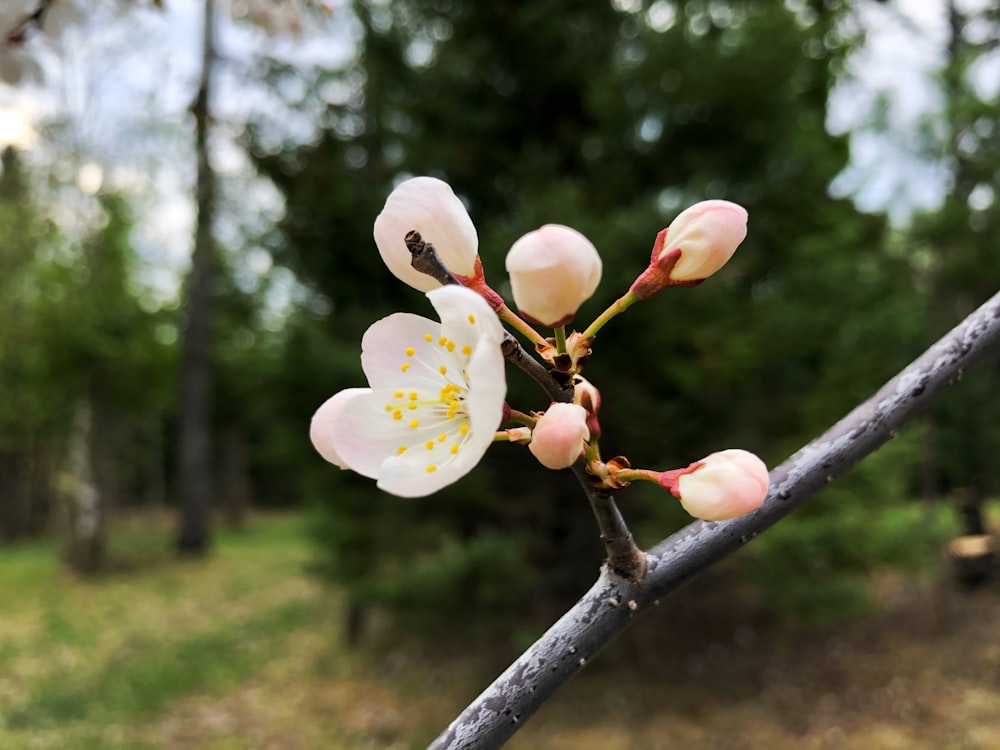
384 329 478 472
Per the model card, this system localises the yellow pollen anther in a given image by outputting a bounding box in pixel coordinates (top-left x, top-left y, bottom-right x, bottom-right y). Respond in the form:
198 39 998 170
425 441 435 450
460 424 469 435
409 392 418 401
401 363 411 372
427 465 437 473
405 347 415 357
446 341 455 352
398 446 407 454
393 390 404 398
385 405 393 412
409 419 419 428
392 411 403 421
424 333 433 342
468 314 476 324
450 445 459 455
461 345 472 356
407 404 417 411
438 336 447 345
439 365 447 375
437 433 446 442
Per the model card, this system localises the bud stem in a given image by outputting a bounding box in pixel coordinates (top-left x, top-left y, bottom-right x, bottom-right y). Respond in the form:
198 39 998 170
553 325 568 355
580 290 641 340
507 409 538 428
613 468 662 484
496 303 549 348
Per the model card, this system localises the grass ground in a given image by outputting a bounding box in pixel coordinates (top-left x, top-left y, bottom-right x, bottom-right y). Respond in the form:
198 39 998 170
2 513 1000 749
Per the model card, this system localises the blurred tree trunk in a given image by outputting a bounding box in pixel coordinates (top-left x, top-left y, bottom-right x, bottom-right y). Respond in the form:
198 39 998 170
176 0 217 555
57 401 105 574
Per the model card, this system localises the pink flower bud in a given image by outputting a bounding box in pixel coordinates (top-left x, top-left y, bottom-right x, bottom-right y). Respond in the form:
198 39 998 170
659 449 768 521
373 177 478 292
630 200 748 299
505 224 602 327
309 388 369 469
528 402 590 470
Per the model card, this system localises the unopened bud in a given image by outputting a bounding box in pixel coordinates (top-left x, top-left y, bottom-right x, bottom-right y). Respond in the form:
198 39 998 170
528 402 590 470
374 177 478 292
659 449 768 521
505 224 602 327
630 200 747 299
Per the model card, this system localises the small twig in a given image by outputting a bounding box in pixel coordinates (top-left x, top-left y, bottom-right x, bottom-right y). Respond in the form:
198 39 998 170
406 231 462 287
429 289 1000 750
499 333 570 404
570 464 646 580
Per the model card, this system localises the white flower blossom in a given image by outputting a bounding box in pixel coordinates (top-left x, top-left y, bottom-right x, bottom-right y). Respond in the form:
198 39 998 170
311 286 505 497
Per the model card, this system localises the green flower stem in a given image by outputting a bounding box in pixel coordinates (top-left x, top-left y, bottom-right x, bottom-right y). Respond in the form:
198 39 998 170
580 290 641 340
497 303 548 348
508 409 537 427
613 468 662 485
553 325 568 354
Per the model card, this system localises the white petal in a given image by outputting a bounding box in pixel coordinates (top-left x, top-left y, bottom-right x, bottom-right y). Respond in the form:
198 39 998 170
331 388 446 478
433 288 506 459
361 312 447 391
373 176 478 292
310 388 370 468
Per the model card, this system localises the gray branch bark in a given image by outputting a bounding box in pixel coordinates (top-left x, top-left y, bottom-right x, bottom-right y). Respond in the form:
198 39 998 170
430 289 1000 750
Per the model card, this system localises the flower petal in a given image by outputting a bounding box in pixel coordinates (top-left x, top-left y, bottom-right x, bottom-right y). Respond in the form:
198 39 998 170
361 312 447 392
373 176 478 292
310 388 370 468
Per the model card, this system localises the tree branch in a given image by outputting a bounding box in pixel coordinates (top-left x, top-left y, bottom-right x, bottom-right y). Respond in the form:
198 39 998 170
429 289 1000 750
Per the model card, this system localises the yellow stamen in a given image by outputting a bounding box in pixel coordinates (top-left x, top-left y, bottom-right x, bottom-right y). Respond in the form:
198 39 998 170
409 419 419 428
407 404 417 411
409 392 418 401
424 333 433 342
438 336 447 345
462 345 472 356
393 390 404 398
439 365 447 375
468 314 476 324
437 433 446 443
392 411 403 421
450 445 459 455
401 363 411 372
427 465 437 473
460 424 469 435
398 446 407 455
425 441 435 450
446 341 455 352
405 347 415 357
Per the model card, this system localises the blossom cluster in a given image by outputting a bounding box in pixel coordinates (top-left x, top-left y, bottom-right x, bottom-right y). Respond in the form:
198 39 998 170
310 176 769 522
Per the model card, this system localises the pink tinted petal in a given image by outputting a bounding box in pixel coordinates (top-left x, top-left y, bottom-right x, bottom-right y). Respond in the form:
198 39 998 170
676 449 769 521
663 200 748 281
505 224 602 326
310 388 370 468
528 402 590 469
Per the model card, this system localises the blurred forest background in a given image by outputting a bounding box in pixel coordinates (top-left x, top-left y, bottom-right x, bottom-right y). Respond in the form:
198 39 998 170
2 0 1000 747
